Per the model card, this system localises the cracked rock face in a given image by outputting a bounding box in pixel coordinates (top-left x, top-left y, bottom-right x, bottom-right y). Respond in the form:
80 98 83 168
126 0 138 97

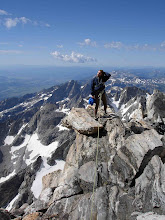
146 90 165 123
21 110 165 220
0 83 165 220
62 108 103 134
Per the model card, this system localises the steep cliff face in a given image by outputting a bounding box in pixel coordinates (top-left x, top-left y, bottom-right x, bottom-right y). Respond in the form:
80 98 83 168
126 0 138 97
0 81 83 214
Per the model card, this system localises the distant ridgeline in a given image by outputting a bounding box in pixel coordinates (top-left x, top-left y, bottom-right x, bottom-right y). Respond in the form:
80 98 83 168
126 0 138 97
0 67 165 101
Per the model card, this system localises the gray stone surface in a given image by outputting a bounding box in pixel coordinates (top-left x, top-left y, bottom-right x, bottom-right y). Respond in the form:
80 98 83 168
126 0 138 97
38 114 165 219
146 90 165 123
62 108 103 134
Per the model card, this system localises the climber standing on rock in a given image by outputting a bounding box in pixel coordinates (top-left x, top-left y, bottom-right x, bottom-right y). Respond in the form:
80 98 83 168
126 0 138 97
91 70 111 119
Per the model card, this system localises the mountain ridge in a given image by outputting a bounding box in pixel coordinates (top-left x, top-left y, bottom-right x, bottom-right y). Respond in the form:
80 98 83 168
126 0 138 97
0 78 165 219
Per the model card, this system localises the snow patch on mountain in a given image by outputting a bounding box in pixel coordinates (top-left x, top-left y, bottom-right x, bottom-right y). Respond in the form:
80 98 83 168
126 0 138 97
121 100 138 115
57 124 69 131
23 133 58 166
0 104 21 115
10 132 59 167
56 106 70 114
4 135 15 145
11 134 31 160
129 103 144 121
39 93 53 100
6 194 20 211
17 124 27 135
56 97 70 104
22 98 43 109
0 170 16 183
111 97 120 112
31 158 65 199
43 94 53 101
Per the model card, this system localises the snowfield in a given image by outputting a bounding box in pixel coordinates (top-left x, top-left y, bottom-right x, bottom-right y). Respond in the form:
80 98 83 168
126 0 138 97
31 158 65 198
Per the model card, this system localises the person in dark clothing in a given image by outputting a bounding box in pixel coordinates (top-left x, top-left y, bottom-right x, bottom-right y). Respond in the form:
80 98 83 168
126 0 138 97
91 70 111 118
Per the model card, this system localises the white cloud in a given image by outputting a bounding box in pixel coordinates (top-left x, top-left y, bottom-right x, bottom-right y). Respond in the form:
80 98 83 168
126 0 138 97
0 8 50 29
104 41 123 49
78 38 97 47
3 17 50 29
4 17 32 29
0 50 23 54
51 51 97 63
160 41 165 48
142 44 149 49
57 44 63 48
45 23 50 27
19 17 30 24
33 21 38 26
0 9 10 15
33 21 50 27
132 44 140 49
104 41 164 51
4 18 19 28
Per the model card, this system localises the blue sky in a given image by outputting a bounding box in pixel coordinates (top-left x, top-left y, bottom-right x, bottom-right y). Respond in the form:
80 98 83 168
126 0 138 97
0 0 165 67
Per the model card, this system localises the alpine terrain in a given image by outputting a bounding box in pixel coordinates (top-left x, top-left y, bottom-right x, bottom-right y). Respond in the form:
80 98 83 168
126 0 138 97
0 75 165 220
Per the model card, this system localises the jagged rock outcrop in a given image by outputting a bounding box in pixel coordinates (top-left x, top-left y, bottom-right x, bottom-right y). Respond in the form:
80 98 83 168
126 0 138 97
117 89 165 132
46 80 81 104
0 80 165 219
0 94 35 112
18 107 165 220
0 156 42 210
146 90 165 123
118 86 147 108
62 108 103 134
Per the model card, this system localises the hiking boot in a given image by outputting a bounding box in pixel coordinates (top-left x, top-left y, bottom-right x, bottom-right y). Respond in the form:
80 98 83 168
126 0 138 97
94 116 98 121
103 112 109 118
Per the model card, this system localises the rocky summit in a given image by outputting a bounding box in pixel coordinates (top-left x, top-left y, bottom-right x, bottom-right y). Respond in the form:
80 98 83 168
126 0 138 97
62 108 103 134
0 79 165 220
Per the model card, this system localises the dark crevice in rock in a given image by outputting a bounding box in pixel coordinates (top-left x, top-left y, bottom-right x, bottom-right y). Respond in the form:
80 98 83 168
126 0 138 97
0 150 3 164
124 128 132 139
130 125 144 134
36 208 48 214
97 172 103 187
88 128 107 138
130 146 165 187
154 122 165 135
55 190 84 202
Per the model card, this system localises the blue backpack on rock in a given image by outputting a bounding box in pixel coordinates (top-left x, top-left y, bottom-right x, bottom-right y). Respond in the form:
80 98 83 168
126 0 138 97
88 97 95 106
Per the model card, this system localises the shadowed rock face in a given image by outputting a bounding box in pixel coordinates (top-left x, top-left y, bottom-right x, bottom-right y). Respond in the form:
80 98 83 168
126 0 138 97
146 90 165 123
118 86 147 108
0 156 42 209
0 208 13 220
